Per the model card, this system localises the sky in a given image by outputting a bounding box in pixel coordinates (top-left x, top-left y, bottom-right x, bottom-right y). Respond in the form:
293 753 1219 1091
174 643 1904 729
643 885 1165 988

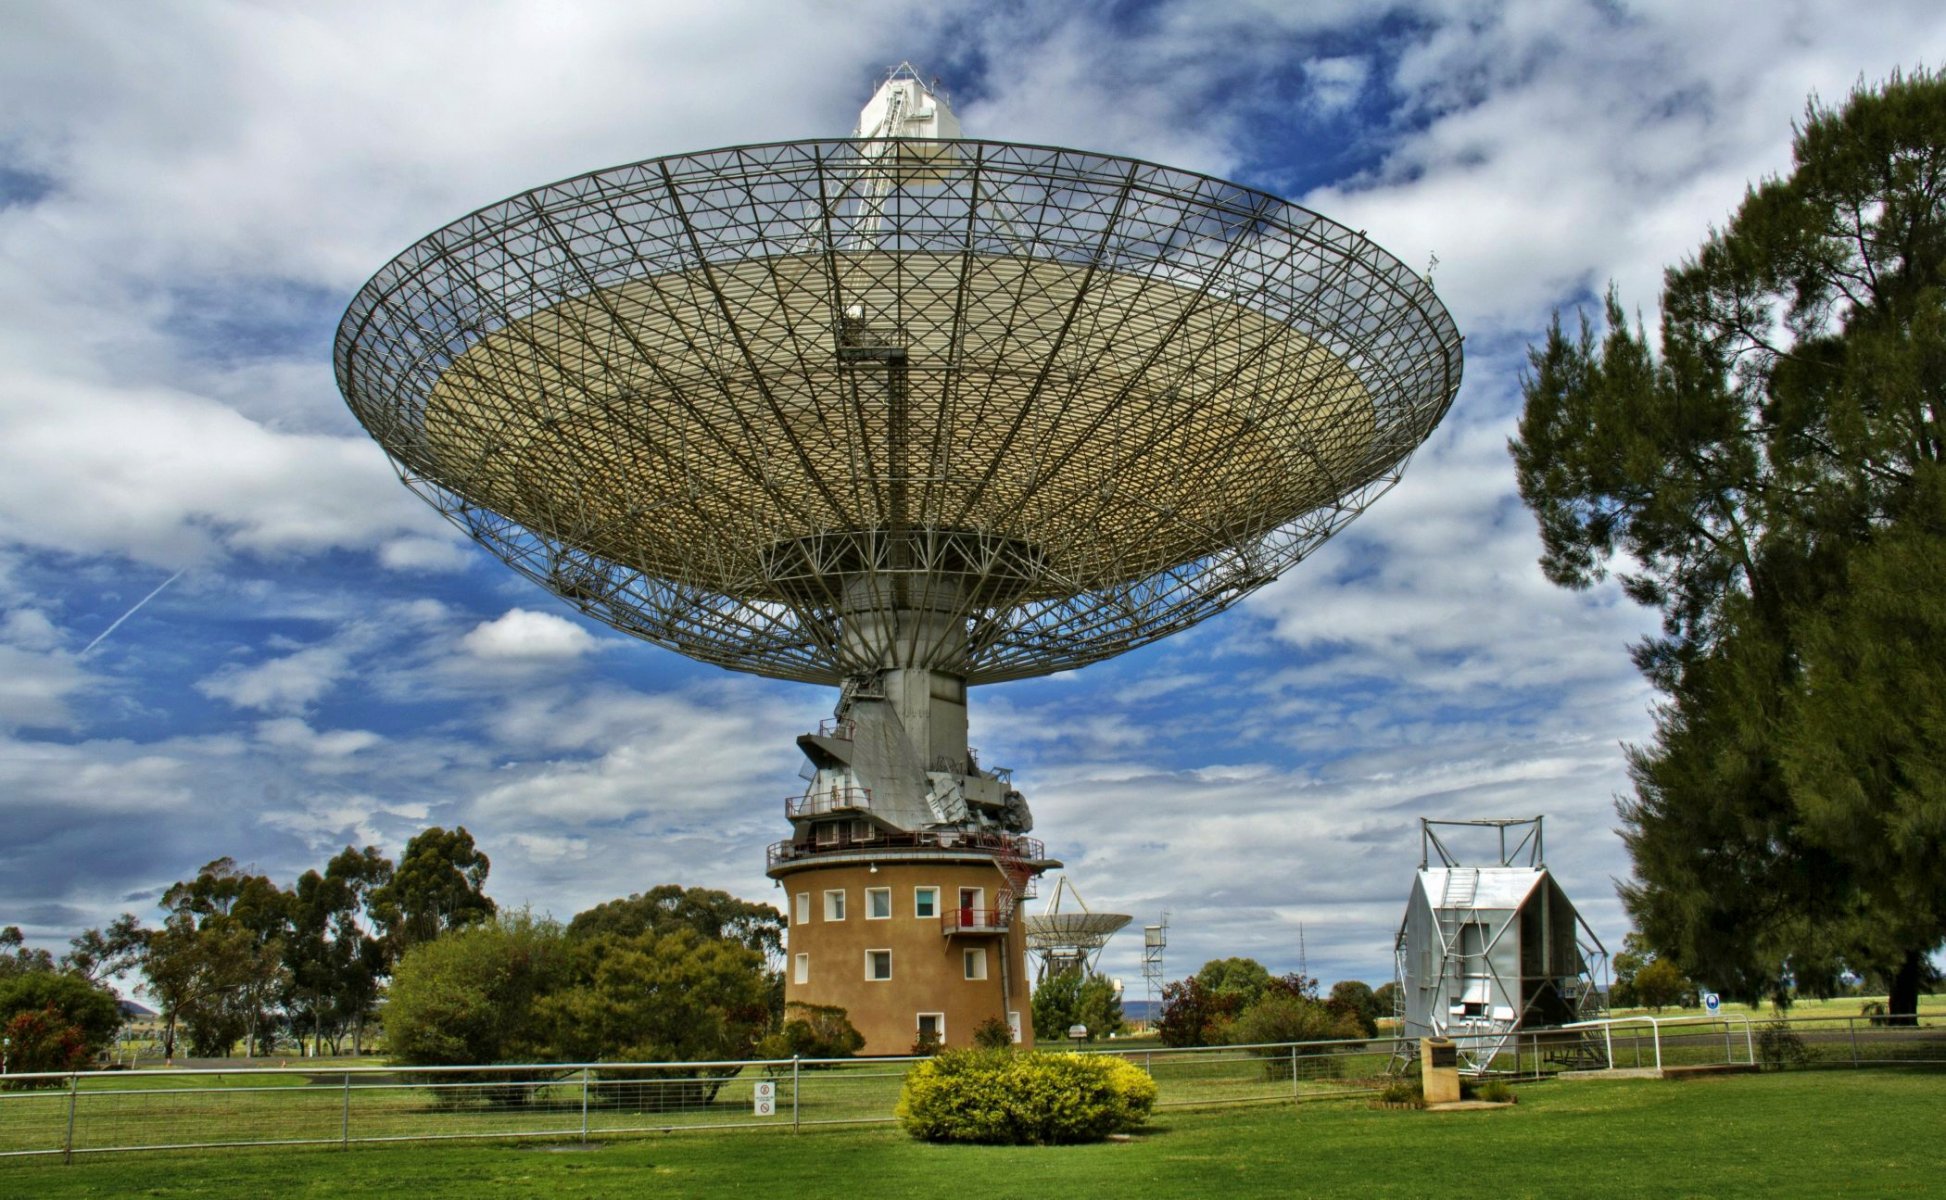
2 0 1943 1000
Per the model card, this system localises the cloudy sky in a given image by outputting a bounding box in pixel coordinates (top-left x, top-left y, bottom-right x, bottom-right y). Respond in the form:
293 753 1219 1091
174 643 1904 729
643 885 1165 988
3 1 1942 998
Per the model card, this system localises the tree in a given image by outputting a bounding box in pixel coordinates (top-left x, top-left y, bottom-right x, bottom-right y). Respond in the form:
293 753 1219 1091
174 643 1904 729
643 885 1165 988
1155 977 1240 1047
381 911 567 1065
1325 980 1382 1038
1371 980 1401 1023
285 846 392 1057
0 926 54 978
62 915 147 985
1632 958 1696 1012
1610 932 1652 1007
1227 990 1364 1048
567 885 785 965
1193 957 1273 1007
530 928 772 1065
1031 971 1126 1042
145 858 292 1057
0 971 124 1065
369 826 495 956
1511 70 1946 1019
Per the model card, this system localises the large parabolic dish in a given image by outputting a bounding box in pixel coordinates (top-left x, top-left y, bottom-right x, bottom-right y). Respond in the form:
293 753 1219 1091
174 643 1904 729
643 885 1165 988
335 137 1462 685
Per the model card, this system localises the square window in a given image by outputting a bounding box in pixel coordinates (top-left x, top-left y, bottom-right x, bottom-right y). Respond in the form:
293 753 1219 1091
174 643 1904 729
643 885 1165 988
914 887 938 919
916 1012 944 1041
963 948 988 981
866 887 891 919
816 822 840 846
866 949 892 981
824 890 846 922
794 892 810 925
851 819 876 841
794 953 809 985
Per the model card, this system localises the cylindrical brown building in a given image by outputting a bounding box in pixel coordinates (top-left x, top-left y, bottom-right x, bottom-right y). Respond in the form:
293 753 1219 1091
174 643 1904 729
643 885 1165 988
770 850 1041 1053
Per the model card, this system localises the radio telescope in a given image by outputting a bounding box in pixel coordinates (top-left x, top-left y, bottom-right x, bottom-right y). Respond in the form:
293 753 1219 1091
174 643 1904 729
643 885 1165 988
335 65 1461 1052
1025 877 1132 982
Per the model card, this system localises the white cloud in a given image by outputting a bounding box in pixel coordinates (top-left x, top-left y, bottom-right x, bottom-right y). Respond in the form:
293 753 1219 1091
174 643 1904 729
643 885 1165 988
0 644 91 729
255 717 384 759
197 645 351 712
1 608 62 651
459 609 598 661
377 535 474 573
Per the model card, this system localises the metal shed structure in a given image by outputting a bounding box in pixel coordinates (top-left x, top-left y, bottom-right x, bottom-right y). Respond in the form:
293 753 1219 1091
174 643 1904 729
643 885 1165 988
1392 818 1608 1073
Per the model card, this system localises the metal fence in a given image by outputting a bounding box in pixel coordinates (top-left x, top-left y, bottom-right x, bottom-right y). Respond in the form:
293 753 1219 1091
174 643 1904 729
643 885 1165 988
3 1013 1940 1162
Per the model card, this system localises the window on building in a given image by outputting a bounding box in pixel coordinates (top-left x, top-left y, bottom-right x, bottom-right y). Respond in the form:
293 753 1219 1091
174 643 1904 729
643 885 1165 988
851 819 876 841
866 887 891 919
963 948 988 980
816 822 841 846
916 1012 944 1042
794 892 810 925
914 887 938 919
866 949 892 981
794 953 809 985
824 890 846 921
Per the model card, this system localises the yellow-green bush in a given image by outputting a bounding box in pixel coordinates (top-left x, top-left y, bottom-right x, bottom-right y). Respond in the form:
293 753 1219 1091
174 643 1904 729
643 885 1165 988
896 1049 1157 1144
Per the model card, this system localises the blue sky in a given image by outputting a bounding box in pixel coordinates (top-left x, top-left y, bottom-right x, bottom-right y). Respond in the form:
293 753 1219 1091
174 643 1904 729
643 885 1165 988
3 0 1943 998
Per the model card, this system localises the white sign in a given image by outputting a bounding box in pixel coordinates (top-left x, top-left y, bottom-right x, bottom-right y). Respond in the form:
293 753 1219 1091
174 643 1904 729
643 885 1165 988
1703 992 1721 1014
753 1080 776 1116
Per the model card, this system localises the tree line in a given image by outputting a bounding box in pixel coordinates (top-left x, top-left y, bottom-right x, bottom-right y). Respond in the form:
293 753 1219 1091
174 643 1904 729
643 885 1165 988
1154 957 1389 1048
2 827 824 1080
3 826 498 1067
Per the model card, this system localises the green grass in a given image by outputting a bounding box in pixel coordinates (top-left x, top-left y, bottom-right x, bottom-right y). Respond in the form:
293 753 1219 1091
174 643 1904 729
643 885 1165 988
4 1069 1940 1198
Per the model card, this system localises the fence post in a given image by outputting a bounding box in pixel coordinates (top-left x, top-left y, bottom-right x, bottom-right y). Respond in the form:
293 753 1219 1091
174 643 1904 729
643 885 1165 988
581 1067 591 1142
1603 1022 1613 1070
1290 1044 1298 1098
1848 1017 1861 1067
791 1056 800 1133
63 1072 78 1164
342 1072 351 1149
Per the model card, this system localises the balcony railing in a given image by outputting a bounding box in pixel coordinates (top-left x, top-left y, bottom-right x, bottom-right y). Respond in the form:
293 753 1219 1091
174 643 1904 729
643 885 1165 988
785 785 873 818
942 906 1012 935
766 829 1046 870
813 718 854 740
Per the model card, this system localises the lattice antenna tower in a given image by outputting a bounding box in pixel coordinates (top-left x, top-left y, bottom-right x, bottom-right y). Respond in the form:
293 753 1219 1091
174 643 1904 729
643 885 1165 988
1142 911 1170 1014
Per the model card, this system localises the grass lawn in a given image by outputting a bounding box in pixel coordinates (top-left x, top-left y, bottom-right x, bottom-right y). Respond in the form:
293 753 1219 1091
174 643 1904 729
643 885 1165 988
5 1068 1939 1198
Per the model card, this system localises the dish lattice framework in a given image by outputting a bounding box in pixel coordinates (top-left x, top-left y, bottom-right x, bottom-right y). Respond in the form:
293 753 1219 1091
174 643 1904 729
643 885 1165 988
335 136 1463 684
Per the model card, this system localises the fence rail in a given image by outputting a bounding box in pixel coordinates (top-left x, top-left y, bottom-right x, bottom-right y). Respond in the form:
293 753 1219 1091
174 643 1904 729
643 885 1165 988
2 1012 1940 1162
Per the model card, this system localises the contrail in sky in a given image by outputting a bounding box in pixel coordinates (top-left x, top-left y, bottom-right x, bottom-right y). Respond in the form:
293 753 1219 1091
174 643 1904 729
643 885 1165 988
80 568 186 657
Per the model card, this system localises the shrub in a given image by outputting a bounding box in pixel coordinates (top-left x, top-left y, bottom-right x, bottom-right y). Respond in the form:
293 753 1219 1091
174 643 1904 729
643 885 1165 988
911 1029 943 1056
1227 992 1366 1080
1373 1076 1424 1109
896 1049 1157 1144
1756 1021 1810 1069
755 1002 864 1062
972 1015 1015 1050
1466 1078 1517 1104
0 971 123 1062
1 1006 91 1088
